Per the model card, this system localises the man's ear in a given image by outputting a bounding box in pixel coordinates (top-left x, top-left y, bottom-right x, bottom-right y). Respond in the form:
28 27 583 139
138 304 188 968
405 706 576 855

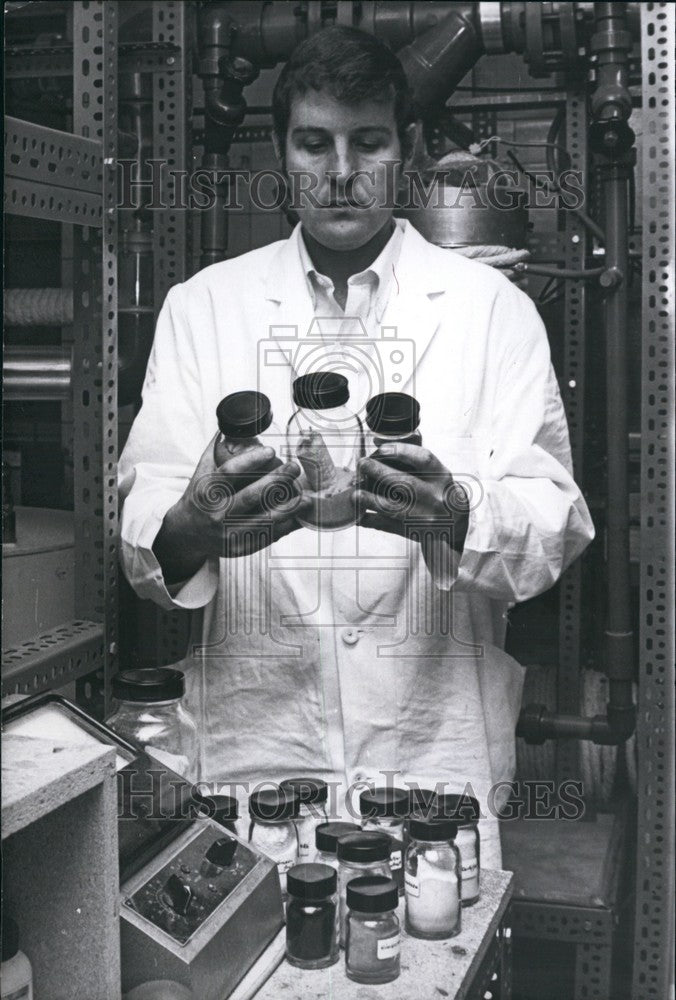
271 130 285 167
402 122 421 170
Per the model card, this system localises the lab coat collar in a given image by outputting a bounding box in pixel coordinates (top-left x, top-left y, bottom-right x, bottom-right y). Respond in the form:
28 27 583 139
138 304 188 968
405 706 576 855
264 221 447 388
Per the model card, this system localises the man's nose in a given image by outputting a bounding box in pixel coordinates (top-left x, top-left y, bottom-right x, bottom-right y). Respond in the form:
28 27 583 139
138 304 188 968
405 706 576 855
326 143 354 185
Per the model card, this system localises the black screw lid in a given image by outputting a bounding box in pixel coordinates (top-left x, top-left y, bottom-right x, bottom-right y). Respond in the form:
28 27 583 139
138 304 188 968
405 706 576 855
408 787 437 818
280 776 328 805
408 817 458 842
365 392 420 435
347 876 399 914
1 917 19 961
434 793 481 824
111 668 185 702
249 786 299 822
359 786 409 820
193 791 239 824
315 821 361 854
287 863 337 900
216 390 273 438
336 831 391 863
292 372 349 409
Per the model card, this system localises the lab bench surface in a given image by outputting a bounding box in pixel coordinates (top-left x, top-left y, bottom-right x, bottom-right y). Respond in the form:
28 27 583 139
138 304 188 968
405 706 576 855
254 868 513 1000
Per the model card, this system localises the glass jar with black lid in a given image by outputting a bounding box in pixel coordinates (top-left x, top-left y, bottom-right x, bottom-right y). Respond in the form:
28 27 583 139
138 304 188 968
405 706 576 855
106 668 198 782
345 876 401 985
280 777 329 862
435 793 481 906
359 786 409 895
365 392 422 469
336 831 392 947
285 863 340 970
405 817 461 939
315 822 361 871
248 787 300 899
214 390 283 485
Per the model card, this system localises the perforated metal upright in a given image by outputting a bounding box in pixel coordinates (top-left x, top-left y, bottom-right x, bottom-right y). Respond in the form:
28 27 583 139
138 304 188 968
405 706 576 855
2 1 118 711
632 5 675 998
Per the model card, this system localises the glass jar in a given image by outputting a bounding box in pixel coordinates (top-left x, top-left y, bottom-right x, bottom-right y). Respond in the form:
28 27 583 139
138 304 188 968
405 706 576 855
403 787 437 850
107 668 198 782
359 786 409 895
286 372 364 530
314 822 361 871
365 392 422 468
213 390 283 485
336 832 392 947
405 818 461 939
248 787 300 900
435 794 481 906
280 777 329 862
285 863 340 970
345 877 400 985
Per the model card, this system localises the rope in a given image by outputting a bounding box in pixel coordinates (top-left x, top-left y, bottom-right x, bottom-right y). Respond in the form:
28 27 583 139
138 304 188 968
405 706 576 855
4 288 73 327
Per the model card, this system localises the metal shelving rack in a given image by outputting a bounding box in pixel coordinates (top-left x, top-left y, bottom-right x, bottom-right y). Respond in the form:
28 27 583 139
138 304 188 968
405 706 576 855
2 0 119 716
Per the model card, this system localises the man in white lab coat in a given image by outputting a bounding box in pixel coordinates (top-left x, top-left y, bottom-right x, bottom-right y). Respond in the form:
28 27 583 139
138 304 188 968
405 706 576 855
118 27 594 867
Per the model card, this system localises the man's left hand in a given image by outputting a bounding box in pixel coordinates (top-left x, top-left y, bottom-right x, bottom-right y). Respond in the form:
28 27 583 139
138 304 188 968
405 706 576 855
353 443 469 551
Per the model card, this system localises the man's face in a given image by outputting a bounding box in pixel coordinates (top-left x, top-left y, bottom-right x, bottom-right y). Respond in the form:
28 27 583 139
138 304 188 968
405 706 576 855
283 88 405 251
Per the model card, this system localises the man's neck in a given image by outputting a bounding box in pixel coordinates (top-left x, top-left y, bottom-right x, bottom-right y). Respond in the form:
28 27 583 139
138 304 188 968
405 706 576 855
301 219 395 288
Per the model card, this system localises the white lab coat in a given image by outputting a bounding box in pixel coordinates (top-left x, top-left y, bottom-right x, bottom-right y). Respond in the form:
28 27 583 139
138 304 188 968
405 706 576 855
118 221 594 867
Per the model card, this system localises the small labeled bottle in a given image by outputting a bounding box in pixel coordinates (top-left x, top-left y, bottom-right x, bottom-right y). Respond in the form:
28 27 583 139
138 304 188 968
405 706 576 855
285 863 340 970
214 390 283 482
1 917 33 1000
287 372 364 530
345 877 400 986
365 392 422 470
107 668 199 782
336 832 392 947
405 817 461 939
280 777 329 862
435 793 481 906
359 786 409 895
248 787 300 899
315 821 361 871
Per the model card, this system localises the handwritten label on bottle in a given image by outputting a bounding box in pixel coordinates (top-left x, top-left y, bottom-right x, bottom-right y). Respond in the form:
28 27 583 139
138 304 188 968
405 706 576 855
377 933 401 960
389 848 402 871
405 872 421 898
277 858 295 875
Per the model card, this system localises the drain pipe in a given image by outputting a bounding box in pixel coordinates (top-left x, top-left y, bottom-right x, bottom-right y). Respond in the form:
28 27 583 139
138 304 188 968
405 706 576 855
518 2 636 747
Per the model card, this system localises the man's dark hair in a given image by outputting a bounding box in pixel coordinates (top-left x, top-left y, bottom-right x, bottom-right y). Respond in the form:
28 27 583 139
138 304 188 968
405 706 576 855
272 26 416 157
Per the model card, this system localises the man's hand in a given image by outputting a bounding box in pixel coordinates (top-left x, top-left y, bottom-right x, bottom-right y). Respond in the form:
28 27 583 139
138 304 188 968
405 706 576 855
154 436 311 584
354 443 470 551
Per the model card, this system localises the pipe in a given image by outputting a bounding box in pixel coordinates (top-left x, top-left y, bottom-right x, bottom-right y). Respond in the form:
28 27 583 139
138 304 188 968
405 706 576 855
3 346 72 400
517 2 636 748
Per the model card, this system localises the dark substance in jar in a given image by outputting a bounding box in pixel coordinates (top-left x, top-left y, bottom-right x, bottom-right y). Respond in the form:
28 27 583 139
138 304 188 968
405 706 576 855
286 898 337 961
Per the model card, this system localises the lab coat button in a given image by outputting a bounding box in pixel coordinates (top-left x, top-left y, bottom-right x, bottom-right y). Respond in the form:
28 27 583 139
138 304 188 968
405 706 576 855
342 628 359 646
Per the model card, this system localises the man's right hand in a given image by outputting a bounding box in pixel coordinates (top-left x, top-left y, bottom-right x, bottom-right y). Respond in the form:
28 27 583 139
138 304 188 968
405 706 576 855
153 437 311 584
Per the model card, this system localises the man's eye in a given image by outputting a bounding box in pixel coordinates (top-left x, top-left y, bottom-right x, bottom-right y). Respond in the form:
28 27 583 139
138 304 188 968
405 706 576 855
355 140 382 152
303 141 327 153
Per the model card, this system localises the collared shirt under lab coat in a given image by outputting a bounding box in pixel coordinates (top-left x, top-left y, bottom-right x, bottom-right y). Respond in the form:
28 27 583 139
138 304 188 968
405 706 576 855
118 220 595 868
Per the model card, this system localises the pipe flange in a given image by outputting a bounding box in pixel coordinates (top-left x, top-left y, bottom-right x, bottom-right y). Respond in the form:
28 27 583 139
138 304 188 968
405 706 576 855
478 2 504 53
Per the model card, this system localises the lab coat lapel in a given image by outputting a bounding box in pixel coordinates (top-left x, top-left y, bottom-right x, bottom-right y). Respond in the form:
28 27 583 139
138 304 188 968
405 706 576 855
262 226 317 379
380 221 446 394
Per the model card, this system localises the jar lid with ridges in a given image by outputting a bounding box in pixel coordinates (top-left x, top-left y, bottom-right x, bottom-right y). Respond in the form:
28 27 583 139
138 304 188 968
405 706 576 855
216 390 273 438
287 863 337 900
249 786 299 822
292 372 349 409
347 876 399 913
365 392 420 435
359 786 409 819
408 817 458 842
336 831 391 863
280 776 328 805
111 668 185 702
315 821 361 854
434 793 481 824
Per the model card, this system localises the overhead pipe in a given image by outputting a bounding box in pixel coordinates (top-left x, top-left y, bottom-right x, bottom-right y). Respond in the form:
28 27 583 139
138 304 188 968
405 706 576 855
3 346 72 401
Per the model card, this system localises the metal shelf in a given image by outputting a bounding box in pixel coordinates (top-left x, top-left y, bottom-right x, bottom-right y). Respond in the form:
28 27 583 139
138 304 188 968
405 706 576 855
2 0 119 719
1 620 105 698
